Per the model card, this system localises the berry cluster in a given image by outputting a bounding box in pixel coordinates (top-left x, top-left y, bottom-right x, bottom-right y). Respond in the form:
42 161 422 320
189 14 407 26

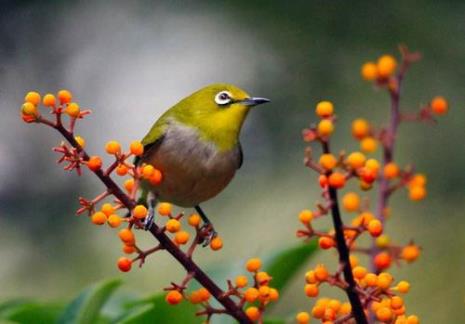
19 89 266 324
297 46 449 323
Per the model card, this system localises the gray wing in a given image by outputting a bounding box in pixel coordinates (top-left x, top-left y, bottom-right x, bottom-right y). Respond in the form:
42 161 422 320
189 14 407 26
134 135 165 166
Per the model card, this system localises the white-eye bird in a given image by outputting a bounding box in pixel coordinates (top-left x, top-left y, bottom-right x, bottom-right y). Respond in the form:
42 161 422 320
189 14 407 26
136 83 270 241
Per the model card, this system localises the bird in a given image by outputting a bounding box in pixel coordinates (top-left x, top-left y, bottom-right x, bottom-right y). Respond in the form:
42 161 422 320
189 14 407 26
135 83 270 243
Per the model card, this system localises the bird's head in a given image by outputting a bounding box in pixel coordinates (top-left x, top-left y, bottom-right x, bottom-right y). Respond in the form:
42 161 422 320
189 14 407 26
173 83 270 150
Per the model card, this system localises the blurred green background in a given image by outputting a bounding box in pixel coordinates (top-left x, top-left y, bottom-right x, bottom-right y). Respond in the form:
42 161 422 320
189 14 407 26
0 0 464 323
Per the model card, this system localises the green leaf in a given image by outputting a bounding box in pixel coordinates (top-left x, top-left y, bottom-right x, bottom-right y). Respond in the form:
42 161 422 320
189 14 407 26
58 278 122 324
4 302 64 324
115 293 201 324
263 318 286 324
262 240 318 292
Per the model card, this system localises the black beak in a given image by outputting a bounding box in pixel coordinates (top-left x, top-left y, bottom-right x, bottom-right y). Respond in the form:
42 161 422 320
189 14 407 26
241 97 271 107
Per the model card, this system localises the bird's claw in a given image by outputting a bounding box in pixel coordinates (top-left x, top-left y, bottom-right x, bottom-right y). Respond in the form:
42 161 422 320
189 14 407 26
144 207 155 230
198 223 217 247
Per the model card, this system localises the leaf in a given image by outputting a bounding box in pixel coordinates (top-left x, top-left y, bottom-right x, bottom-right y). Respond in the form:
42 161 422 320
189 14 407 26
115 293 201 324
263 318 286 324
262 240 318 292
4 302 65 324
58 278 122 324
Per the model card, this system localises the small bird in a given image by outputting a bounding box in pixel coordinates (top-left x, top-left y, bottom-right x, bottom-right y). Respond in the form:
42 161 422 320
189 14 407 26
136 83 269 241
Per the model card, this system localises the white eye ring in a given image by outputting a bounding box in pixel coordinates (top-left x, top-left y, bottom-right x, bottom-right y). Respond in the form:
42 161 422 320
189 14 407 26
214 91 232 105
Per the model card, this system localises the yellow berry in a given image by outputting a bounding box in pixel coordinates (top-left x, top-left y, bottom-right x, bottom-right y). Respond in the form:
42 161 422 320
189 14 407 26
107 214 122 228
245 306 260 321
367 219 383 237
377 55 397 78
21 102 38 116
365 273 378 287
396 280 410 293
342 192 360 212
317 119 334 137
24 91 41 105
346 151 366 169
142 165 155 178
101 203 114 216
130 141 144 156
352 118 370 139
166 219 181 233
105 140 121 155
296 312 310 324
235 275 248 288
157 202 172 216
65 102 80 118
319 153 337 170
75 135 85 148
305 270 317 284
299 209 313 224
57 89 72 104
246 258 261 272
366 158 380 172
375 234 390 248
361 61 378 81
315 101 334 118
377 272 393 289
352 266 367 279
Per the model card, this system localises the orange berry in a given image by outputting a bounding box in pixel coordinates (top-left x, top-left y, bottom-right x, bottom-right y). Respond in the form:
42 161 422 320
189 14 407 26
367 219 383 237
174 231 189 245
165 290 183 305
116 164 129 176
318 236 335 250
407 315 419 324
105 140 121 155
255 271 271 285
346 152 366 169
409 185 426 201
375 234 390 248
352 266 367 279
245 306 260 321
376 306 393 322
119 228 135 245
365 273 378 287
349 255 359 268
91 211 107 225
21 102 38 116
328 172 346 189
142 164 155 178
401 244 420 262
148 168 163 185
244 287 259 302
269 288 279 301
319 174 328 187
197 287 210 302
319 153 337 170
122 244 136 254
327 299 341 312
351 118 370 139
57 89 72 104
108 214 122 228
391 296 404 309
377 272 393 290
165 219 181 233
360 136 377 152
317 119 334 137
342 192 360 212
65 102 80 118
396 281 410 293
133 205 148 219
340 302 352 315
87 156 102 171
366 158 380 172
304 284 319 297
246 258 261 272
130 141 144 156
235 275 248 288
359 166 377 184
305 270 317 284
312 304 326 319
24 91 41 105
383 162 399 179
210 236 223 251
315 101 334 118
431 96 448 115
158 202 172 216
117 257 132 272
296 312 310 324
42 93 56 107
101 203 114 216
258 285 270 300
75 135 85 148
374 252 392 271
124 178 135 193
188 213 201 227
409 173 427 187
299 209 313 224
314 264 329 281
361 61 378 81
189 290 202 304
377 55 397 78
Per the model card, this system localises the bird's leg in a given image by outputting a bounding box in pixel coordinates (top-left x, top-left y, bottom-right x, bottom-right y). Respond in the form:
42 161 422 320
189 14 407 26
195 205 217 247
144 192 158 230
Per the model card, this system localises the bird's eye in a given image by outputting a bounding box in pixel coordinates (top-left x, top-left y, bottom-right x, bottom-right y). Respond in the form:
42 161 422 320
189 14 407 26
214 91 232 105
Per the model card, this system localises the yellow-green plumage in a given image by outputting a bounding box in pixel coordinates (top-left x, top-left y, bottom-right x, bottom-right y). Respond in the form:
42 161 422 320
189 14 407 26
138 83 269 207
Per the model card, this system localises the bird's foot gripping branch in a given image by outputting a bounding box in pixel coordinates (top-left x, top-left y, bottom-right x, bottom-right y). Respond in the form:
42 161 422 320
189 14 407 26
19 91 279 323
295 45 449 324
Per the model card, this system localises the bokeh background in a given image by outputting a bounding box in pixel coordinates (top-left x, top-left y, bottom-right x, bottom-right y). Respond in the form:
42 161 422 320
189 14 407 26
1 1 464 323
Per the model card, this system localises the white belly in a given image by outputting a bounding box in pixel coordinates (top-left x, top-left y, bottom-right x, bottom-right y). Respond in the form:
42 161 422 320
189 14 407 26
141 122 241 207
